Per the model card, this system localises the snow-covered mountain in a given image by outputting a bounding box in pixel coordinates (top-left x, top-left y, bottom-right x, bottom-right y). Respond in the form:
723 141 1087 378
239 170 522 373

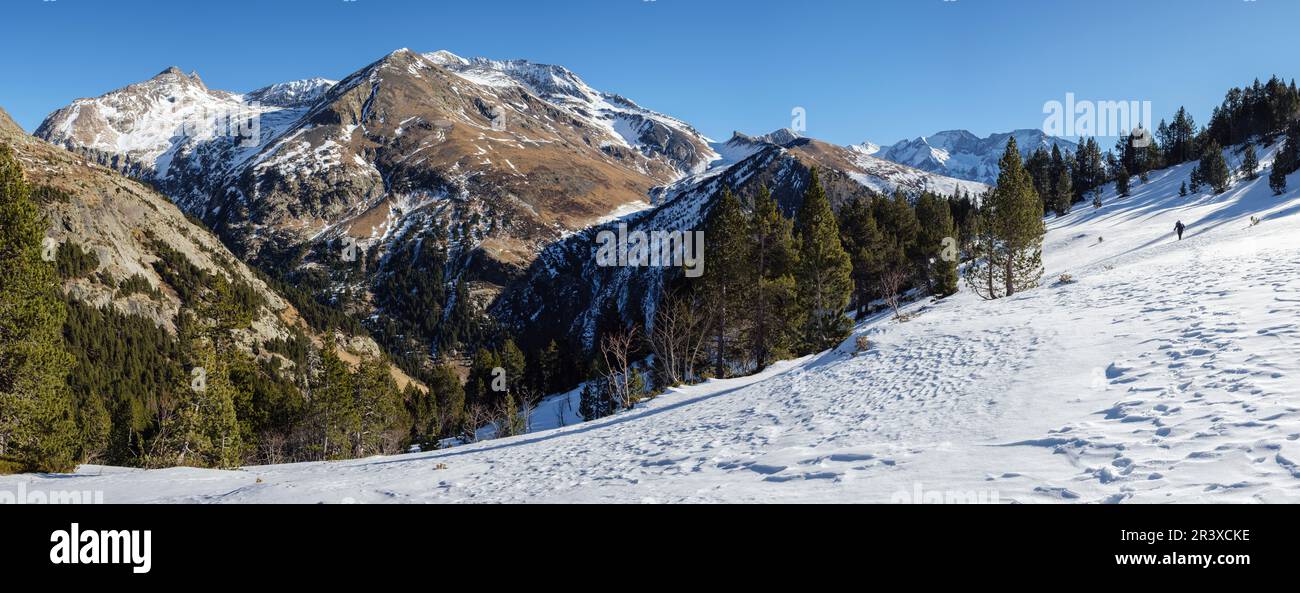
33 49 990 362
861 129 1078 185
13 139 1298 503
244 77 338 108
425 50 718 175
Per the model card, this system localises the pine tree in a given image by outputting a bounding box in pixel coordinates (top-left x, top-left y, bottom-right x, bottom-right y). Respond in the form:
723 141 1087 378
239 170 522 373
837 196 884 318
1200 140 1231 194
1047 144 1072 216
746 186 800 369
700 189 751 377
1269 123 1299 195
963 204 1002 301
537 340 561 395
408 383 439 451
1168 107 1198 164
1071 138 1107 201
497 392 523 437
1241 143 1259 180
578 382 596 422
626 368 646 407
1114 162 1131 197
1270 163 1289 195
499 339 527 399
428 364 464 439
876 191 921 286
1052 167 1074 216
311 348 356 460
794 169 853 352
1026 147 1053 211
466 347 501 409
578 379 611 422
915 192 959 297
1179 181 1188 197
149 327 242 469
0 144 79 473
352 355 406 457
963 138 1044 299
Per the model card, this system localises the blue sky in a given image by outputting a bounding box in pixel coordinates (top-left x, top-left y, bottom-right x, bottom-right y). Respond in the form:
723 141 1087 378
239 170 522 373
2 0 1296 145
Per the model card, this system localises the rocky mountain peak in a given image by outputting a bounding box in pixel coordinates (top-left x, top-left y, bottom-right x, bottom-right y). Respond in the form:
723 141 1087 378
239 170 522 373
0 106 22 136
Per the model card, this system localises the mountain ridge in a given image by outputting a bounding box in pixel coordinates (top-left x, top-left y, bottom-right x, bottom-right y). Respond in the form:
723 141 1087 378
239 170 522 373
861 128 1078 185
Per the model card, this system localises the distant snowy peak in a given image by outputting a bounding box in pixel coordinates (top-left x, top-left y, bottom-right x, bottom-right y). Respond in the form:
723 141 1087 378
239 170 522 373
245 78 337 108
849 141 882 156
731 128 803 147
709 129 806 167
35 65 246 161
861 128 1077 185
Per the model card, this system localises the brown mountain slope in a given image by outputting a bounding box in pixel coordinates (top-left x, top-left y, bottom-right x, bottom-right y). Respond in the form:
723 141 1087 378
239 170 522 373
1 108 420 389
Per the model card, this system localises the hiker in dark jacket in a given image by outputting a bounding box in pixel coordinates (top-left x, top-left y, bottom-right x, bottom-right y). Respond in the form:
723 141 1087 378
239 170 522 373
1174 220 1185 241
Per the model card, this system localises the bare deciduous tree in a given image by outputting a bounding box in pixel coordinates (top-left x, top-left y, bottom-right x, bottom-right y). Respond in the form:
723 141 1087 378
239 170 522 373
600 325 639 411
881 264 911 320
650 290 711 387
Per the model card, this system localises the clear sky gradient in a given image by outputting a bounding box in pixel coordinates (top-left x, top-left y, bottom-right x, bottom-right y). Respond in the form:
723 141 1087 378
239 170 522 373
2 0 1296 145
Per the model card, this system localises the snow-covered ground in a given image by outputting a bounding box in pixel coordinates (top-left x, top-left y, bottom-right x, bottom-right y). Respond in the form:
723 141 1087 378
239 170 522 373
6 143 1300 503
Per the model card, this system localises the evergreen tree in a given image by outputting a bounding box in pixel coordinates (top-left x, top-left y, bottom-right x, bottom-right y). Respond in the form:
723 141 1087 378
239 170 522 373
837 196 884 318
1051 167 1074 216
466 347 502 409
794 169 853 352
746 186 800 369
311 348 356 460
1114 159 1132 197
352 355 407 457
1269 123 1299 195
1026 147 1053 210
1047 144 1072 216
428 364 465 439
1199 140 1231 194
963 205 1001 300
1270 163 1290 195
876 191 921 285
500 393 524 437
914 192 959 297
1167 107 1198 164
1071 138 1108 202
1180 181 1188 197
499 339 527 399
963 138 1044 299
578 379 612 422
700 189 751 377
578 381 596 422
1241 143 1259 180
536 340 561 395
149 326 242 469
408 383 439 451
0 144 79 473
